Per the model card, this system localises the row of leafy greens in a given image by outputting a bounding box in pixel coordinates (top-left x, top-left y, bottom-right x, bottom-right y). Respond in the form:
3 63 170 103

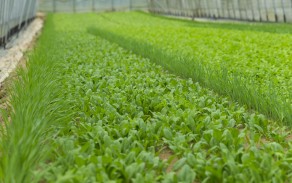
89 11 292 124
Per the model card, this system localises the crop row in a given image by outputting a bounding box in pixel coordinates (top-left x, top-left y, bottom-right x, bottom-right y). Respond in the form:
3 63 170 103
1 14 292 182
89 12 292 124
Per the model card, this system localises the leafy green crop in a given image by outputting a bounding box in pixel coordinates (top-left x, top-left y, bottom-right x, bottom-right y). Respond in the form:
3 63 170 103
1 13 292 183
88 11 292 124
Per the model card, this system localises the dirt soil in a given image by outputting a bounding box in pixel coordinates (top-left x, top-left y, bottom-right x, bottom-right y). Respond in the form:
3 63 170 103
159 147 178 173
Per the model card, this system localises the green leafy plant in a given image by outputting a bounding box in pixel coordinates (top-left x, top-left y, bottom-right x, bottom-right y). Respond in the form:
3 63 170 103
88 11 292 125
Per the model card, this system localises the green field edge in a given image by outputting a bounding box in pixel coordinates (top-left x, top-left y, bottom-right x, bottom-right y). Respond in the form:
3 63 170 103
87 27 291 125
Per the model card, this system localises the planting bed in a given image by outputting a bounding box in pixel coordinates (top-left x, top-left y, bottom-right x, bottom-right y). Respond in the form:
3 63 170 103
0 13 292 183
90 12 292 124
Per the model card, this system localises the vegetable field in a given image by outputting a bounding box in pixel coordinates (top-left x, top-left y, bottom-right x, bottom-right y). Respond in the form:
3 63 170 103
0 13 292 183
90 12 292 124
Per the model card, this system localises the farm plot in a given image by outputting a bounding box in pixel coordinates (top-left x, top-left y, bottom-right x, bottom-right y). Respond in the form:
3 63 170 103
1 14 292 183
89 12 292 124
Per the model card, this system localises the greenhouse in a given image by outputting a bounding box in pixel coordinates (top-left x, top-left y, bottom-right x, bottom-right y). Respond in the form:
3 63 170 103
0 0 292 182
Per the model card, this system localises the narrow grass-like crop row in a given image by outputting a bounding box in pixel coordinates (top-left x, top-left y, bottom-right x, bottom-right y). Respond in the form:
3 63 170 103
1 14 292 182
88 12 292 124
0 16 74 183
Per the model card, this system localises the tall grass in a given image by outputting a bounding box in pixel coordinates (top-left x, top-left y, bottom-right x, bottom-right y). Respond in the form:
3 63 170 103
88 27 291 125
0 15 73 183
